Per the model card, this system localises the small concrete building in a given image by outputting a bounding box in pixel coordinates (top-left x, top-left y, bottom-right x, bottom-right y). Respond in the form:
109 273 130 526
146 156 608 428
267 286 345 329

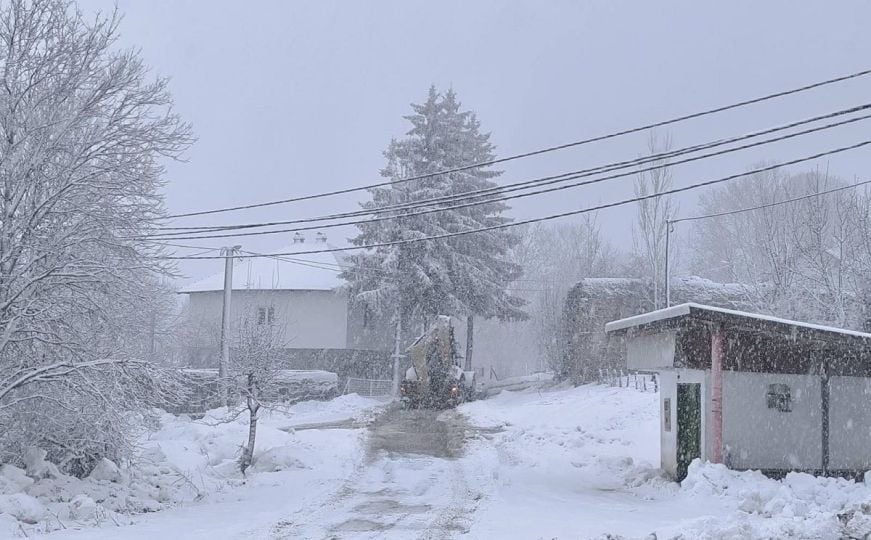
605 303 871 481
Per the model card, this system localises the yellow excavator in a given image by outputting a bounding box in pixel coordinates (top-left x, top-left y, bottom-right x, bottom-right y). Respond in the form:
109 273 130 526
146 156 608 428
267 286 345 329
400 316 476 409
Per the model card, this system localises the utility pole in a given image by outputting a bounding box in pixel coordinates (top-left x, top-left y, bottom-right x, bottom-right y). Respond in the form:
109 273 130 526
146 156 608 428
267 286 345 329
664 220 674 308
219 245 241 407
391 310 402 398
464 315 474 371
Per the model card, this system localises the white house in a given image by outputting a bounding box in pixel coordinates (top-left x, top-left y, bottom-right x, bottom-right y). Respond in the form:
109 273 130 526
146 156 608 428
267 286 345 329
605 303 871 481
179 244 378 351
177 241 539 383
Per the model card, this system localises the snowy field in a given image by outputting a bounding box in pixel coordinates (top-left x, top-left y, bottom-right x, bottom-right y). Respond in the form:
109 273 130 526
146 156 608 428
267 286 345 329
5 385 871 538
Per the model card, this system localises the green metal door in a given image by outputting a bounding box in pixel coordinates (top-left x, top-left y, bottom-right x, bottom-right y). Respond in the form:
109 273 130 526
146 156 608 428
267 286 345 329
676 382 701 481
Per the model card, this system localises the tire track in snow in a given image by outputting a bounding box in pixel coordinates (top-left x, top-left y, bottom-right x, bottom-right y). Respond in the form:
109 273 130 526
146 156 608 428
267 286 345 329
268 406 488 539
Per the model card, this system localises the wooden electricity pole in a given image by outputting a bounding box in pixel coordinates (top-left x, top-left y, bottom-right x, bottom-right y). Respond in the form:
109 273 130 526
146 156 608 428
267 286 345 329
665 220 674 308
392 312 402 398
465 315 474 371
219 245 241 407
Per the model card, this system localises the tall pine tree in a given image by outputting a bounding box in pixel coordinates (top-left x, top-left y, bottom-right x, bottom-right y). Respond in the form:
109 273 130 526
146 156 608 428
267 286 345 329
345 86 526 342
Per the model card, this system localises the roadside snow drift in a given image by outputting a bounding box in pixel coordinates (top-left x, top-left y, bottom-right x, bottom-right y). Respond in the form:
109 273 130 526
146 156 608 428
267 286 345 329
3 394 382 539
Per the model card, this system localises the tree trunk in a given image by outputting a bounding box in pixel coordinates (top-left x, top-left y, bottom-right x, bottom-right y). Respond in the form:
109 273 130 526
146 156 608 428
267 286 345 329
465 315 474 371
239 373 259 476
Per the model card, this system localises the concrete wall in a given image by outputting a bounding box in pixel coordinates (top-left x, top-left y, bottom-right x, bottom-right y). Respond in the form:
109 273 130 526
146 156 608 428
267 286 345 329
658 368 707 478
657 369 871 473
722 371 822 470
659 370 678 477
828 376 871 470
185 289 349 349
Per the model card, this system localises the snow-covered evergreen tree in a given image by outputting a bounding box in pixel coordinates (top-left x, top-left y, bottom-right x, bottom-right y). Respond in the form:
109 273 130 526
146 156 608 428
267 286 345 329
344 86 525 339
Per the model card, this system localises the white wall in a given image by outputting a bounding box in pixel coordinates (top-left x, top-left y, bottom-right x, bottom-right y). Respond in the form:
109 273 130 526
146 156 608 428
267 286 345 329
627 331 676 371
659 370 677 477
186 289 349 349
653 366 871 474
722 372 822 470
658 368 707 478
828 376 871 471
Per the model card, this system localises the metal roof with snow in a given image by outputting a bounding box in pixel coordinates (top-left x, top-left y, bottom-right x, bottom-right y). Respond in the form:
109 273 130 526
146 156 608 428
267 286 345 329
605 302 871 345
179 247 349 294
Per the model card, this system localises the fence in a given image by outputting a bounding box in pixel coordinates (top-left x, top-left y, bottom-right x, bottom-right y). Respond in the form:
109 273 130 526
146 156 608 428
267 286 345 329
598 368 658 393
343 377 393 398
474 366 501 381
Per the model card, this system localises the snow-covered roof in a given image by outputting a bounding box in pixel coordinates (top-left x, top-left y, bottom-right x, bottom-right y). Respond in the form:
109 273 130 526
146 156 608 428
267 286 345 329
605 302 871 341
179 247 349 293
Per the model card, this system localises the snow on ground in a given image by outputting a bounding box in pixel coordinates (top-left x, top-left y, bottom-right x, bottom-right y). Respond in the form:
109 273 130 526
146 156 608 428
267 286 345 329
480 371 554 397
9 383 871 539
459 383 871 539
270 406 476 538
9 394 384 539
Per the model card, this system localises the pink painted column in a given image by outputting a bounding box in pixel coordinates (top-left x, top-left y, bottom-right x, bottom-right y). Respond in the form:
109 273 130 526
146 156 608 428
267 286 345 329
710 326 724 464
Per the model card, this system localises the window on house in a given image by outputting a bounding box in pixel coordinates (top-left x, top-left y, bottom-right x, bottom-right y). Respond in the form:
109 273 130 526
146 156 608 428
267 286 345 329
766 383 791 412
257 307 276 325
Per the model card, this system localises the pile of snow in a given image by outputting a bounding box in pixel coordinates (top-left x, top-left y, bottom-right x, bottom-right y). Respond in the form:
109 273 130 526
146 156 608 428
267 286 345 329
460 383 871 539
480 371 555 396
0 394 383 538
670 461 871 539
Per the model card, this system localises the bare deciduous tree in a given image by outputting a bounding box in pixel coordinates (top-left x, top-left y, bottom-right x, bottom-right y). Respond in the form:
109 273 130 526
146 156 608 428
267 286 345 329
515 216 619 379
0 0 192 473
690 167 867 329
633 131 677 309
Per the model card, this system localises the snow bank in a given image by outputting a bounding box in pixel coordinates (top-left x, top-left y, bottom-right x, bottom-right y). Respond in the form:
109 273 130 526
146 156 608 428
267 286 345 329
668 461 871 539
0 493 46 524
479 371 555 396
2 394 383 538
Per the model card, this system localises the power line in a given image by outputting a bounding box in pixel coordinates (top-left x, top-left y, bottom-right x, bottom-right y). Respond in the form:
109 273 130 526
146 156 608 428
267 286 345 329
148 241 222 251
142 240 222 257
671 178 871 223
143 112 871 242
154 103 871 235
162 68 871 220
157 139 871 260
239 249 395 277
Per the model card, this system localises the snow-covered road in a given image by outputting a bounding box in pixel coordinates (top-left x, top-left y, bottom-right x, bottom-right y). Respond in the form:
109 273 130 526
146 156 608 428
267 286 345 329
271 407 480 539
29 384 871 539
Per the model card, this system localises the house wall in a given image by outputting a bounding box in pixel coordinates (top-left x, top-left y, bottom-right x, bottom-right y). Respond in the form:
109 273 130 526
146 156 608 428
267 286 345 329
722 371 822 470
828 375 871 470
185 289 349 349
658 368 707 478
627 331 676 370
659 370 678 477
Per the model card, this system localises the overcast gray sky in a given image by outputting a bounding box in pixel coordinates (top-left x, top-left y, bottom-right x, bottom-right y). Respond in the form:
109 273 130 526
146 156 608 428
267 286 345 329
79 1 871 281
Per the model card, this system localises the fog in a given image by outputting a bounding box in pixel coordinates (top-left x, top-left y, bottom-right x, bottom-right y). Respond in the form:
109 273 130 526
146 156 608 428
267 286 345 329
78 0 871 280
